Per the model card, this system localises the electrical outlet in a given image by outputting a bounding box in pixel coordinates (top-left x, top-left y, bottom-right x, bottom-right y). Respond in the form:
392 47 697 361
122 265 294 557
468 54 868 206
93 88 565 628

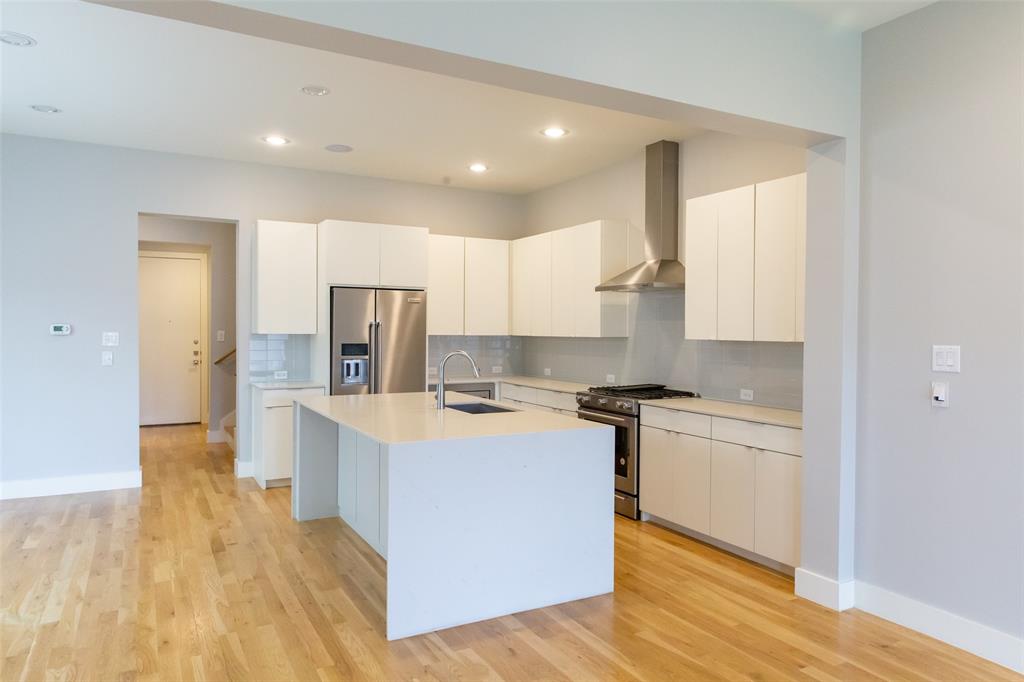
216 330 225 342
274 370 288 379
740 388 754 401
606 374 616 384
491 366 503 374
544 368 552 376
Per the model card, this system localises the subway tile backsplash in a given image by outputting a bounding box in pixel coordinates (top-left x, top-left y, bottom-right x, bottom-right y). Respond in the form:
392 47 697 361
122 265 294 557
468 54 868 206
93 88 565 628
248 334 312 381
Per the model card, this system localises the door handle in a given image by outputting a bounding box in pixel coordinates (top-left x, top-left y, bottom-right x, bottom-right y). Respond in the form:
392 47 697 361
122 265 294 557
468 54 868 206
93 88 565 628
374 320 382 393
192 359 200 366
368 322 376 393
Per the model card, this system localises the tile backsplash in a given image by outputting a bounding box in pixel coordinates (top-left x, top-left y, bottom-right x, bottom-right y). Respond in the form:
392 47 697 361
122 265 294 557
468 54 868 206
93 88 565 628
428 336 523 379
248 334 312 381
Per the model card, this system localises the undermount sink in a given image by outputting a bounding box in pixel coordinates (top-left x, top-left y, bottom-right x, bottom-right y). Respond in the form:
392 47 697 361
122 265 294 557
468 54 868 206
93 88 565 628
446 402 516 415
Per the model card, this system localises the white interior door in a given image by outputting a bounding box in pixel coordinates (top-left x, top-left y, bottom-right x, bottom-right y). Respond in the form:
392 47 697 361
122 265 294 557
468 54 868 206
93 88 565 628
139 255 202 425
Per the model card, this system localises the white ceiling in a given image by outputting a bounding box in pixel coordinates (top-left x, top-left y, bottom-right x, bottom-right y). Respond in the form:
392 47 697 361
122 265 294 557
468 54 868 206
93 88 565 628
0 1 704 194
788 0 935 31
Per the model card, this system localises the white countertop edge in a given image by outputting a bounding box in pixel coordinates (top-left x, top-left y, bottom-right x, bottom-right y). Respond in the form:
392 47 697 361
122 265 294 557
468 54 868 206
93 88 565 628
639 397 802 429
251 380 327 390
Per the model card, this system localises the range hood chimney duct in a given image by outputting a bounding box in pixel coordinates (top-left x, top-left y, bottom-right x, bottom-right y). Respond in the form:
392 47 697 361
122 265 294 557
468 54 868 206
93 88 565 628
595 140 685 292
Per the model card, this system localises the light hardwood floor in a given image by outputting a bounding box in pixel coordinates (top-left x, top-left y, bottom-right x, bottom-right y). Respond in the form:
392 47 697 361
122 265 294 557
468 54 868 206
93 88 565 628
1 424 1018 681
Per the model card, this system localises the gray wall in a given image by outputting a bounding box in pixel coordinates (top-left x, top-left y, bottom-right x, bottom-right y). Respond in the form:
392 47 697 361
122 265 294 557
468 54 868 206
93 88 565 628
138 216 237 428
0 134 524 481
859 0 1024 637
518 133 806 409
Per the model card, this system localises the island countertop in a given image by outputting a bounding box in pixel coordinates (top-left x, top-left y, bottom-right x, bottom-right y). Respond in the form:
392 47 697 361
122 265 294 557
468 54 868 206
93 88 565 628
296 391 604 445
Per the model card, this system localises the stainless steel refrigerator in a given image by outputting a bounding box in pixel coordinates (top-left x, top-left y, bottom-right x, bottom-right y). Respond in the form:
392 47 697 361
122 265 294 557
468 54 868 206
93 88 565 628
330 287 427 396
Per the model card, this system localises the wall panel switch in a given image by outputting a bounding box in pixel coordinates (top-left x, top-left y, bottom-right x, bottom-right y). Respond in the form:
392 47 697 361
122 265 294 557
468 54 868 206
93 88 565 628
101 350 114 367
491 366 503 374
931 381 949 407
216 330 225 342
606 374 616 384
932 345 960 372
101 331 119 347
544 368 552 376
740 389 754 401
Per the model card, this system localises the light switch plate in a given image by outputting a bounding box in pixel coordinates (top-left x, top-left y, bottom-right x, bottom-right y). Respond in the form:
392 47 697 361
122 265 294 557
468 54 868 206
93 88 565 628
544 368 552 376
101 331 119 347
606 374 616 384
932 345 960 372
491 366 503 374
273 370 288 379
101 350 114 367
740 389 754 401
216 330 225 342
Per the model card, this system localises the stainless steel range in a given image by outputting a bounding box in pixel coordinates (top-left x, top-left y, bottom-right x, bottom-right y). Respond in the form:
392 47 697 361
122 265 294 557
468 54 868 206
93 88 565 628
577 384 699 519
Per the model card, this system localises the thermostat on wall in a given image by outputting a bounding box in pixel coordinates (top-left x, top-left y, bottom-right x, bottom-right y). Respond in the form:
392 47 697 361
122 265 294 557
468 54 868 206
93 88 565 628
50 323 71 336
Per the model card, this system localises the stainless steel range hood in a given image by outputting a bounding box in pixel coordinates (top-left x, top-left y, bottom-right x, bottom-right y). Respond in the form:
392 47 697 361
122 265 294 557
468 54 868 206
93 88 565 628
596 140 685 292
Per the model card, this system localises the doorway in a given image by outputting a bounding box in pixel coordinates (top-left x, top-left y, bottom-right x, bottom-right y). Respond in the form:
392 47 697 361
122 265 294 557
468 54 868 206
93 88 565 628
138 250 208 425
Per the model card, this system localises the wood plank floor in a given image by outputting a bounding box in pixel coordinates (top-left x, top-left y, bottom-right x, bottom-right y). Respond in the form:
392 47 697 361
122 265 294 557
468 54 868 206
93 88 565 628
1 424 1017 681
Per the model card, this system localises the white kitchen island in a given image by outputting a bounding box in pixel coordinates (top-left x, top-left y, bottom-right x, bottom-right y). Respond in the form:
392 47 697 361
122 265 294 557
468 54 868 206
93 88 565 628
292 391 614 640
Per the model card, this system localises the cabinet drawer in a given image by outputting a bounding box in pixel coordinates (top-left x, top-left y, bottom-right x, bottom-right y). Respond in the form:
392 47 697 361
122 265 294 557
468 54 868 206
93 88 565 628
534 388 578 412
711 417 802 456
500 383 537 404
640 405 711 438
262 387 326 408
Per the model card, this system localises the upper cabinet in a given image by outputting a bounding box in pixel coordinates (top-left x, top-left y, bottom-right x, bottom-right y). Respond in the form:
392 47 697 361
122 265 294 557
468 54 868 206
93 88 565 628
515 220 628 338
754 174 807 342
684 173 806 342
427 234 465 335
253 220 317 334
319 220 428 289
464 238 510 335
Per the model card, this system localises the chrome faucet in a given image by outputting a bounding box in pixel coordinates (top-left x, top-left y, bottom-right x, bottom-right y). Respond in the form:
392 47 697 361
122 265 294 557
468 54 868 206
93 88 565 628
435 350 480 409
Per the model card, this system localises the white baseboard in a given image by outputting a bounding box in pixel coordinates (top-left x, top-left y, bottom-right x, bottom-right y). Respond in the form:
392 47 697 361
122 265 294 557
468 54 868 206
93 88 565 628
234 459 253 478
856 581 1023 674
794 567 856 610
0 468 142 500
206 429 226 444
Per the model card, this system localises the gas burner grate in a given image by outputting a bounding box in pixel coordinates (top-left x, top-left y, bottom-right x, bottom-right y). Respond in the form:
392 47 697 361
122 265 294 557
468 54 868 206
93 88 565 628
586 384 699 400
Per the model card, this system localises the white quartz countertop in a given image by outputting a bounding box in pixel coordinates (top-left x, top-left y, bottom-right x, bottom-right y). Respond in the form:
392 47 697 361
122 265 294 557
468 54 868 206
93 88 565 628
497 375 591 393
297 391 605 445
251 380 326 390
640 397 802 429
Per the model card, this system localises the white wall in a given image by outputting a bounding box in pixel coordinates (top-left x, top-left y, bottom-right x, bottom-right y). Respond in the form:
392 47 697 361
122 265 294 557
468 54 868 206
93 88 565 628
0 134 524 485
138 215 237 429
858 0 1024 642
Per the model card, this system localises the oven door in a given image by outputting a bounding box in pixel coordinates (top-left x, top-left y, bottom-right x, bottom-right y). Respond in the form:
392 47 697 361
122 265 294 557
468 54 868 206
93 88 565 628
577 407 638 497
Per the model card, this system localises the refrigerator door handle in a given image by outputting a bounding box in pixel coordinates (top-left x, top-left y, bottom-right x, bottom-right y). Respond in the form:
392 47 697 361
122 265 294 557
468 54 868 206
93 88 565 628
374 320 382 393
368 322 376 393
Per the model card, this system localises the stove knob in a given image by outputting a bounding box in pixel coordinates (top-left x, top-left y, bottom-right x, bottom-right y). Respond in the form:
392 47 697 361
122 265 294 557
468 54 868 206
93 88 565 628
617 400 633 410
597 398 608 406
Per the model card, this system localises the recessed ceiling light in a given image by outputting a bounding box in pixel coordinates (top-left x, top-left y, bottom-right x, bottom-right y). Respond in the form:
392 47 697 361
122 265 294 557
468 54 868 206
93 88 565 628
262 135 290 146
301 85 330 97
30 104 61 114
468 162 488 173
0 31 36 47
324 144 353 153
541 127 569 138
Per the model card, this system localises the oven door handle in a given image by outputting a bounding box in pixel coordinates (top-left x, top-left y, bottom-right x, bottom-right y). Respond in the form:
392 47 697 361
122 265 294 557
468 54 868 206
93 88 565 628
577 408 632 427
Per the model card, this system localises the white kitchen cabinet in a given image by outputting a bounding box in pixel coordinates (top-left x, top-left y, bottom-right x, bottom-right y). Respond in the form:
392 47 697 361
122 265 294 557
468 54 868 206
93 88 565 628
464 238 510 335
253 220 318 334
754 449 802 565
640 425 711 534
511 233 552 336
716 186 755 341
380 224 429 288
251 384 327 489
683 195 718 340
318 220 428 288
336 424 387 556
754 173 806 342
427 234 465 335
709 440 756 551
549 221 629 338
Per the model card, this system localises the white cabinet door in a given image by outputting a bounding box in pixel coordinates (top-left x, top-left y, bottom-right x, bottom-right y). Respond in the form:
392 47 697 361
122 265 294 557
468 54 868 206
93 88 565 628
263 405 294 481
465 238 510 335
354 432 381 548
427 234 465 335
530 233 552 336
550 226 577 337
754 173 805 342
253 220 317 333
319 220 380 286
380 224 429 288
675 432 712 534
754 449 802 565
684 195 718 340
591 220 629 338
639 426 676 521
710 440 756 551
716 185 755 341
511 238 531 336
338 425 358 525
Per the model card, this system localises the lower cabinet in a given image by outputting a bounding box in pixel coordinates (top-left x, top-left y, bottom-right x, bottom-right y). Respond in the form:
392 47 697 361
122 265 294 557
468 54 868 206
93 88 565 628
639 409 802 567
251 385 326 489
338 425 388 557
